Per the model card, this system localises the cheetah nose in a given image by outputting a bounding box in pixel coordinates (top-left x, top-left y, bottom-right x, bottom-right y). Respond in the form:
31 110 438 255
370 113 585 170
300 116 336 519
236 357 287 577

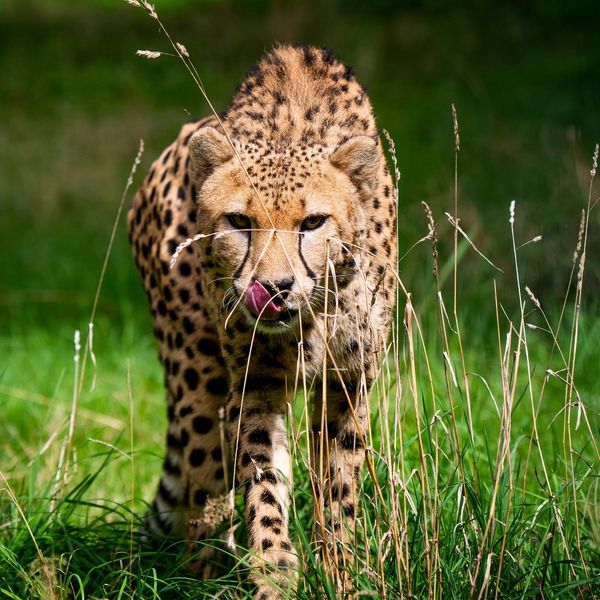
273 278 294 298
243 280 287 320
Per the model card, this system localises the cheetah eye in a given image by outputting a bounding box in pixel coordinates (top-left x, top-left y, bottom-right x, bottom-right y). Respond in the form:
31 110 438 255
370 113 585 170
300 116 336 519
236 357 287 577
300 214 328 232
226 213 252 230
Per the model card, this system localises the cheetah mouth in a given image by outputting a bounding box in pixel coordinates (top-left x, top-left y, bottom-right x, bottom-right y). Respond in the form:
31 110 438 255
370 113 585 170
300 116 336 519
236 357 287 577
244 305 300 331
238 280 302 331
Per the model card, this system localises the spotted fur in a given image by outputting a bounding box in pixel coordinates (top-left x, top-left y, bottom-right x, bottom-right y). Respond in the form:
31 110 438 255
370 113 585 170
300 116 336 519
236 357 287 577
128 45 397 598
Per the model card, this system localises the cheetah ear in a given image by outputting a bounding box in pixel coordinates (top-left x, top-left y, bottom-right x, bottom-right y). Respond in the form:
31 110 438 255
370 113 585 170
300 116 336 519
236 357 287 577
330 136 380 191
188 127 234 183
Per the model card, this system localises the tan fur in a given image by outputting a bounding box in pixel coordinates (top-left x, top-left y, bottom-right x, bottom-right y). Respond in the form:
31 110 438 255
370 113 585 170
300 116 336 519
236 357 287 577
128 45 397 599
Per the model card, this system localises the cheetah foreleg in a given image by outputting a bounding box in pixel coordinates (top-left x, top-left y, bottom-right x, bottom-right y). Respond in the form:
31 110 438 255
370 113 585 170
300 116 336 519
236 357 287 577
227 392 298 598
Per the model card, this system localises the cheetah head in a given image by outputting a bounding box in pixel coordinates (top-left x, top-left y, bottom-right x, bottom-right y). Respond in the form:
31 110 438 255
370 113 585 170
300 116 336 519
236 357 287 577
189 127 381 333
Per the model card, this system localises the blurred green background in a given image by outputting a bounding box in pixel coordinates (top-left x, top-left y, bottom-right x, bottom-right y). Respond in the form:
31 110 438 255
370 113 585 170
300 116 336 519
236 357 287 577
1 0 599 476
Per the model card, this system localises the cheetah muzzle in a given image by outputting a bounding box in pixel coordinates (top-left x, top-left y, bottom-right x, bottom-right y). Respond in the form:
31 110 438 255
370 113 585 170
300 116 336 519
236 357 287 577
128 44 398 599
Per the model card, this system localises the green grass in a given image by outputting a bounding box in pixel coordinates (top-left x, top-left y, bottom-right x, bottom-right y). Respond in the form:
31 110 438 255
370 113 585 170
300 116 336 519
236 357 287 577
1 1 599 598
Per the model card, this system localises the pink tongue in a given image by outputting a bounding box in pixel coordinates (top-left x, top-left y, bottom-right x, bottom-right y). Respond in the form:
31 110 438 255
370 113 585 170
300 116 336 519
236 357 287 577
243 280 285 320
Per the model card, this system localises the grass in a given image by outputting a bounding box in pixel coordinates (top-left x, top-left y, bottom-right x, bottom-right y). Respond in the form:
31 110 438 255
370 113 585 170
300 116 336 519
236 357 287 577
1 1 599 598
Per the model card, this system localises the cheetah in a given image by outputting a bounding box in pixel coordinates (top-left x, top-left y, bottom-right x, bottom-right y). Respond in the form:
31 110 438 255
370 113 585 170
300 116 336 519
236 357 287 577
128 45 397 597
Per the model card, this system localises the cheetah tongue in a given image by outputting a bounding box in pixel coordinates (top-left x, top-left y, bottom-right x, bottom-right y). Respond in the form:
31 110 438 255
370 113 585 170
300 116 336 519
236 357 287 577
243 280 285 321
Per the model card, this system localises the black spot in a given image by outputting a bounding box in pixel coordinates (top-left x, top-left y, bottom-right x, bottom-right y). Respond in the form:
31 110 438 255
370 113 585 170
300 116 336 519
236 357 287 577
260 515 283 529
304 107 316 121
281 540 292 551
214 467 224 480
339 430 364 450
189 448 206 467
193 489 208 505
338 397 350 414
326 421 339 438
207 377 228 395
236 355 250 369
163 456 181 476
253 453 270 465
192 416 213 434
158 481 177 505
302 46 315 65
373 198 381 209
211 447 222 462
179 262 192 277
175 332 184 348
157 300 167 316
261 539 274 551
163 181 172 197
178 288 190 303
167 433 180 449
182 316 195 334
167 238 178 255
164 209 173 226
229 406 241 421
261 471 279 485
343 503 356 517
330 482 349 501
248 428 271 446
180 428 189 447
248 504 256 522
271 89 286 106
260 489 278 507
183 367 199 390
179 404 193 417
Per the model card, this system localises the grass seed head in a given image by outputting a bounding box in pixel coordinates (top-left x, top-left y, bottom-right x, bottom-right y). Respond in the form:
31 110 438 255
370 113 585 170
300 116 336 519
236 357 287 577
452 103 460 151
136 50 161 59
573 209 586 264
176 42 189 58
525 286 541 309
